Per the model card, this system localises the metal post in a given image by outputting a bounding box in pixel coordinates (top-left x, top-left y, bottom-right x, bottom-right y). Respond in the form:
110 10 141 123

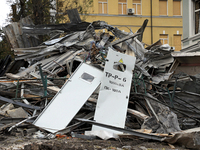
38 64 47 97
15 80 19 99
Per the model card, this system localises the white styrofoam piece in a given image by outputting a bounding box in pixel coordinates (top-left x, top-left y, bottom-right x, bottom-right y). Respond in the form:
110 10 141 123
85 130 119 140
34 63 103 133
92 48 136 134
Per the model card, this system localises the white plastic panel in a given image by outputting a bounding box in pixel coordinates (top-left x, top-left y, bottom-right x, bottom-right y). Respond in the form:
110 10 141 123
34 63 103 133
92 48 136 134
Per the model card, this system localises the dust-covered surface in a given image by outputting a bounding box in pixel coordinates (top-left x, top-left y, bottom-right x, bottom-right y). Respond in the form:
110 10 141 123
0 135 188 150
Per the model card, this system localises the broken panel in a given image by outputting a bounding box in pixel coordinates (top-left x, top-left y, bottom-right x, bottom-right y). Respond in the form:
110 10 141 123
92 48 136 134
33 63 103 133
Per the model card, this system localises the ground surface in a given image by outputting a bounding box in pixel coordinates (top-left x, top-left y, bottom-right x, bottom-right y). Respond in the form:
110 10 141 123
0 135 189 150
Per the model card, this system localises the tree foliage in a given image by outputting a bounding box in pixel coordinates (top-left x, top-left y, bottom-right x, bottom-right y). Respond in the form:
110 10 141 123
57 0 93 23
10 0 55 25
0 31 13 59
9 0 93 25
0 0 93 56
7 0 93 43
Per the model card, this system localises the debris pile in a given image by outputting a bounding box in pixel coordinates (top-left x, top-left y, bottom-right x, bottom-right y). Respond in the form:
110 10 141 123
0 9 200 149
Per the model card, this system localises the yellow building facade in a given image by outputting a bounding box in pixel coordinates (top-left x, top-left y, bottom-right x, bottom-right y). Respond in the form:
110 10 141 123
61 0 183 51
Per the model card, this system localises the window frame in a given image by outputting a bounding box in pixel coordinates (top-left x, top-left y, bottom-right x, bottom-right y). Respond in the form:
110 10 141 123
182 0 200 47
173 34 182 51
98 0 108 14
194 0 200 35
132 0 142 15
160 34 169 45
159 0 168 16
173 0 182 16
118 0 127 15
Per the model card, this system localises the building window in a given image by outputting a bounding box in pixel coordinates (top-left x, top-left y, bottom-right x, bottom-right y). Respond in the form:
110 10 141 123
98 0 108 14
173 35 182 51
160 34 168 44
132 0 141 15
118 0 127 15
195 1 200 34
173 0 181 16
159 0 168 16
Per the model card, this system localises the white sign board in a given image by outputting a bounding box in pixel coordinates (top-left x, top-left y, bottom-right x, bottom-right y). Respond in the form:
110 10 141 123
34 63 103 133
92 48 136 134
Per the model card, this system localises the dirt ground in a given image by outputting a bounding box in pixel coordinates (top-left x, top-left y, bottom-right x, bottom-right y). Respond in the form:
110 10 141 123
0 135 189 150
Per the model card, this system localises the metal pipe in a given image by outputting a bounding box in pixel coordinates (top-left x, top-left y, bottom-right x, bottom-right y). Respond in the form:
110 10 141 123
151 0 153 44
76 118 163 141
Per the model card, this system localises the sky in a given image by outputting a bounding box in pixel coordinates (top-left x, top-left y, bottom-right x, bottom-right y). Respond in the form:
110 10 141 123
0 0 12 28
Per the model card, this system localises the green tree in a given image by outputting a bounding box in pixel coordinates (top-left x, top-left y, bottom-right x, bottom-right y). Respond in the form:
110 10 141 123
0 30 13 59
9 0 93 25
10 0 55 25
8 0 93 43
8 0 57 43
56 0 93 23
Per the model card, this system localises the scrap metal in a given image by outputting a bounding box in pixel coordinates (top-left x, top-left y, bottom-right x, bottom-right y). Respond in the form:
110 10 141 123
0 9 199 149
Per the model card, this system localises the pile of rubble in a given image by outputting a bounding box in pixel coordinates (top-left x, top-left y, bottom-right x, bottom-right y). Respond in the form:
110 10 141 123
0 9 200 149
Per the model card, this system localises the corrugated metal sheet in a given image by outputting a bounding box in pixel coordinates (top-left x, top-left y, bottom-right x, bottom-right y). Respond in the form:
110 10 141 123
2 16 39 49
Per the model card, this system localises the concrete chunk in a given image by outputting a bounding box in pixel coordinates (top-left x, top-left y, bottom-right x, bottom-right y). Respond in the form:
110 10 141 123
6 107 28 118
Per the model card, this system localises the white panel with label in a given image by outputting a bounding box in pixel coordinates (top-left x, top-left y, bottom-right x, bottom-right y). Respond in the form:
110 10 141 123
34 63 103 133
92 48 136 134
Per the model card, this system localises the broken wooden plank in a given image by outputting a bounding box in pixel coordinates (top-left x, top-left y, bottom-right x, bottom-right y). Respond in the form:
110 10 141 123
127 108 149 120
